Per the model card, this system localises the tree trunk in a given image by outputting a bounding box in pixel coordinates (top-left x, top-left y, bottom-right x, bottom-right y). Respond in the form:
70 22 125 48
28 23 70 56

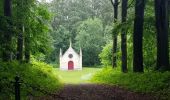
168 0 170 66
121 0 128 72
169 0 170 23
3 0 12 61
155 0 169 71
16 0 25 61
133 0 145 72
25 37 30 63
110 0 119 68
112 36 117 67
16 25 24 61
169 1 170 17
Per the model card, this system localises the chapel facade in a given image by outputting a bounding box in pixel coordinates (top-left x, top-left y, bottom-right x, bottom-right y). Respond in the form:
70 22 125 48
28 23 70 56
59 41 82 70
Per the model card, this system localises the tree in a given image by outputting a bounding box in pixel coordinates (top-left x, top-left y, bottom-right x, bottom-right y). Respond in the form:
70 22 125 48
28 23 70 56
155 0 169 70
24 32 30 63
75 18 105 66
169 1 170 23
0 1 3 14
48 25 71 63
133 0 145 72
12 1 53 62
2 0 12 61
28 4 53 62
139 0 156 71
110 0 119 68
0 0 53 63
99 42 112 66
16 0 24 61
48 0 114 64
121 0 128 72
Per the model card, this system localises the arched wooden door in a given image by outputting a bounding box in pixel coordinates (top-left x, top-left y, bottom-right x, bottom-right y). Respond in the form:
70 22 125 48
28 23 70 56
68 61 74 70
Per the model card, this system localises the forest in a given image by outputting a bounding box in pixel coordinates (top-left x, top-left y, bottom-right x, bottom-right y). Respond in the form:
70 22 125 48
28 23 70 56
0 0 170 99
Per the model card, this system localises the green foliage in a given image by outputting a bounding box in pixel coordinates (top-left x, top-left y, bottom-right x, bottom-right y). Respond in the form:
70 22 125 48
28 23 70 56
98 0 158 71
27 4 54 56
0 61 62 99
47 0 114 64
46 25 71 63
0 0 53 62
91 67 170 99
75 18 105 66
99 35 132 69
103 25 113 43
99 42 112 66
143 1 157 70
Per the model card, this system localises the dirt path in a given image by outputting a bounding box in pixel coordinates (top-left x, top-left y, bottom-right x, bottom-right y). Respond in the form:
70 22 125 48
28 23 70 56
36 84 157 100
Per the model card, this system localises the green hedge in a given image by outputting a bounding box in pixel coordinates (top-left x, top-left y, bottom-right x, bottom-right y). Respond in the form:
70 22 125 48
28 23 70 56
0 61 62 99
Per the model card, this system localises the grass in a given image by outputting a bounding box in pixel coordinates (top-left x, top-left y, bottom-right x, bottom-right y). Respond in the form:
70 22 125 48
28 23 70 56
55 67 101 84
91 67 170 100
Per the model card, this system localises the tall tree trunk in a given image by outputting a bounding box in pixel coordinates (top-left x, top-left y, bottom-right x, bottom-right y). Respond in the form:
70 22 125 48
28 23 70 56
110 0 119 68
169 1 170 23
25 35 30 63
3 0 12 61
168 0 170 65
112 36 117 67
121 0 128 72
155 0 169 70
16 25 24 61
16 0 24 61
133 0 145 72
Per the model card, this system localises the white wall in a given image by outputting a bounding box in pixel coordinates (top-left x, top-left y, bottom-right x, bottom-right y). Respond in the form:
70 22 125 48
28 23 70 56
60 47 82 70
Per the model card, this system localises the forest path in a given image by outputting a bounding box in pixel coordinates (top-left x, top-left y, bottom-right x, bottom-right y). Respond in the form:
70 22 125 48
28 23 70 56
37 84 157 100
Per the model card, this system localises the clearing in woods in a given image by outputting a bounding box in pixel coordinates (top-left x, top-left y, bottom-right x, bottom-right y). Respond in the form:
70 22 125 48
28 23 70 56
55 67 101 84
36 68 156 100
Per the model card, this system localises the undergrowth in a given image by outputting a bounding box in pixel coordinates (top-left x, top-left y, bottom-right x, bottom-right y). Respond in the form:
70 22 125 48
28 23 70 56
0 60 62 99
91 67 170 100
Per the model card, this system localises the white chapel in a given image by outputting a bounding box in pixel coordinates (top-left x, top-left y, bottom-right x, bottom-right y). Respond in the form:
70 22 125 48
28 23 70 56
59 41 82 70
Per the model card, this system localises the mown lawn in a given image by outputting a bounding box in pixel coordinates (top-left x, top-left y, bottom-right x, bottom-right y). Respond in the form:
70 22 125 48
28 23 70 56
55 67 101 84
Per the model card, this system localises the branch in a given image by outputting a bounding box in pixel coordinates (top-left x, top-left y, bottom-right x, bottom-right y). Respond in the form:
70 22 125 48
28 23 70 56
110 0 114 8
127 0 135 9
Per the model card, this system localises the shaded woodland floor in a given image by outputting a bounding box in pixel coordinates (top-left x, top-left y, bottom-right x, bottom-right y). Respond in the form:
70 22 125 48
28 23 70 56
35 84 158 100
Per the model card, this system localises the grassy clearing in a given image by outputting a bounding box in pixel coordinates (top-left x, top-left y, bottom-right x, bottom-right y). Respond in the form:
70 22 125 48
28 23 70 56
56 67 101 84
91 67 170 100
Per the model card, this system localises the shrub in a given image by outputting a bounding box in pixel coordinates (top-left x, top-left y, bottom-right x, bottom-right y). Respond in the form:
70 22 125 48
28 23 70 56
99 42 112 66
0 61 62 99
